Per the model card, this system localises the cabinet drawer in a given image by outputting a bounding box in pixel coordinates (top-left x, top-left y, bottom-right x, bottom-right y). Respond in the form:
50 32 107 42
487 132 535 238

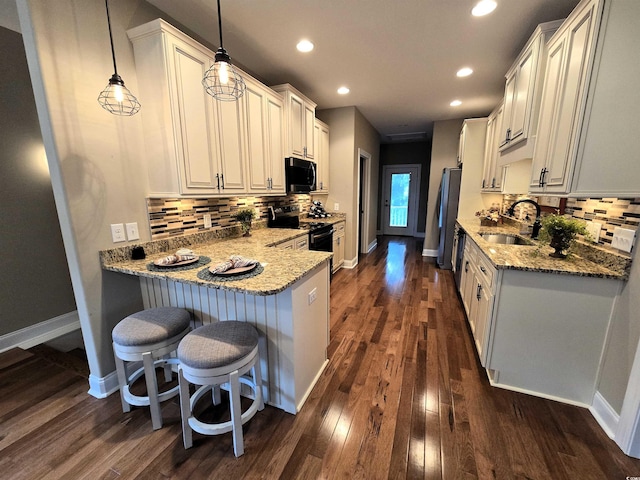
295 235 309 250
476 253 495 289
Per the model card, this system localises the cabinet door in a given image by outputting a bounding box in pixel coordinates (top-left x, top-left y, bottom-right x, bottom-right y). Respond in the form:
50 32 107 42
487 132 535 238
170 41 218 193
266 95 285 193
510 46 535 145
313 121 330 192
245 80 269 192
214 100 247 194
289 93 305 158
481 113 496 191
304 104 315 159
474 280 492 365
460 257 474 316
500 72 516 149
531 4 596 193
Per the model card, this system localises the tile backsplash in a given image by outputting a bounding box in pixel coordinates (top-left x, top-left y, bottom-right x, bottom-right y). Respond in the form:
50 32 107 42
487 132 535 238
147 194 312 240
501 194 640 250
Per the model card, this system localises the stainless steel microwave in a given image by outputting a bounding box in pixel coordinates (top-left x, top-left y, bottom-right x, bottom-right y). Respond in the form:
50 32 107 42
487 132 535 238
285 157 317 193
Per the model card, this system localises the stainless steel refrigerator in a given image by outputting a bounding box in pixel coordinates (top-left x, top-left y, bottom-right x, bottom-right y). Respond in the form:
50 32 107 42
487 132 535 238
436 167 462 269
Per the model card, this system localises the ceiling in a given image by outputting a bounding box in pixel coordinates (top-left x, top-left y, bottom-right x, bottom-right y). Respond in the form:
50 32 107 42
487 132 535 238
147 0 580 142
1 0 581 142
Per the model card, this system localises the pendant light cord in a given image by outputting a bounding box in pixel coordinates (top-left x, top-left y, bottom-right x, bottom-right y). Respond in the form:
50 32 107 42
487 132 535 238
217 0 224 49
105 0 118 76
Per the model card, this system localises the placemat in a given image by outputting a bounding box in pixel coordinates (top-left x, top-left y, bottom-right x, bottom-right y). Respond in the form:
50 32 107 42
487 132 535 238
197 263 264 282
146 256 211 272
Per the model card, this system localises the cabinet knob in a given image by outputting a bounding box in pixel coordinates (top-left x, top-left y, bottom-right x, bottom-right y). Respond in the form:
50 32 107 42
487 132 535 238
480 266 486 273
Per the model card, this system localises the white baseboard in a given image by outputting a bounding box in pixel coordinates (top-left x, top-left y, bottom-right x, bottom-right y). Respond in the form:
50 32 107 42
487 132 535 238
88 370 120 399
422 249 438 257
590 390 619 439
367 239 377 253
0 310 81 353
343 256 358 269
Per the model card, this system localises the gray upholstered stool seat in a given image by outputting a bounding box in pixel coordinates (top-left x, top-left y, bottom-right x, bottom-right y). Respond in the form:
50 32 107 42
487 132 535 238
177 321 264 456
112 307 191 430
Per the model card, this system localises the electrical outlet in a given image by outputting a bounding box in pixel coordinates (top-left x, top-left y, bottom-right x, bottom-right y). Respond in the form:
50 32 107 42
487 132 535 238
308 288 317 305
203 213 212 229
585 221 601 243
110 223 126 243
125 222 139 241
334 203 339 211
611 227 636 253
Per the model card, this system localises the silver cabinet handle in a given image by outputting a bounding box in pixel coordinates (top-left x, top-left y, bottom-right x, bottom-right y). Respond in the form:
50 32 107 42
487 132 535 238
476 284 482 300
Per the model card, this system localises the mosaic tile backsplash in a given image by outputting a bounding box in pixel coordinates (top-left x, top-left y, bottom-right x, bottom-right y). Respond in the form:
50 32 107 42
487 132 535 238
147 194 312 240
501 194 639 251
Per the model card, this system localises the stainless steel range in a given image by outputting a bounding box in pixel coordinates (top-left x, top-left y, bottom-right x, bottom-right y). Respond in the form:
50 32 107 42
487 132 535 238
268 205 334 268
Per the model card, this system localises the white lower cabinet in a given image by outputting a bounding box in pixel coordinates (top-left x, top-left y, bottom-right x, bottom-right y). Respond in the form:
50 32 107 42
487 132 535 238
332 221 346 272
458 233 621 406
275 234 309 251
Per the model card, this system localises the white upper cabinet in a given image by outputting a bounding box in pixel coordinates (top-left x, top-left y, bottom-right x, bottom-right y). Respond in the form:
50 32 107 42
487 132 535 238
313 119 330 193
272 84 317 160
128 19 289 197
244 76 285 194
530 0 640 196
482 103 504 192
498 20 563 164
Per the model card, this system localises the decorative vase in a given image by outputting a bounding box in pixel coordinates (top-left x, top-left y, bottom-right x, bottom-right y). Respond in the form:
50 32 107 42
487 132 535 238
241 221 252 237
549 234 568 259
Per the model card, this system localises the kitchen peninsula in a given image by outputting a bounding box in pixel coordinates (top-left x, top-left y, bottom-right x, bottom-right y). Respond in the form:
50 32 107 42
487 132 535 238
455 218 630 407
101 227 332 414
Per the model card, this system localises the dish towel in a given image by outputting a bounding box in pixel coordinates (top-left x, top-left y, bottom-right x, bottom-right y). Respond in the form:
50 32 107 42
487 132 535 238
210 255 258 273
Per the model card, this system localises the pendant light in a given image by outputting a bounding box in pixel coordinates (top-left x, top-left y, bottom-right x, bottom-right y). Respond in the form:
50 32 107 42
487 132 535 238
97 0 141 116
202 0 246 101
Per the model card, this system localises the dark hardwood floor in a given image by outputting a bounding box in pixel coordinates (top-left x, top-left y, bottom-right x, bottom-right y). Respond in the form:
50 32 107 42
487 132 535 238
2 236 640 478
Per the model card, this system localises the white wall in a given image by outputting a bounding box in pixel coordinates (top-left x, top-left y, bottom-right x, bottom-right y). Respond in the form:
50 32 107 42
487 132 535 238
423 119 462 253
17 0 159 391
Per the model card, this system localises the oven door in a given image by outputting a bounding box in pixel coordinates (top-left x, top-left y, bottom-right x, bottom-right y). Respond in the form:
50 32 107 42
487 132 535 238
309 229 333 252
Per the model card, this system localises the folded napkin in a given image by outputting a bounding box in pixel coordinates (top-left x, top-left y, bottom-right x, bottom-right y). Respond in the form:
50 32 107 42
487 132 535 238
210 255 258 273
156 254 197 265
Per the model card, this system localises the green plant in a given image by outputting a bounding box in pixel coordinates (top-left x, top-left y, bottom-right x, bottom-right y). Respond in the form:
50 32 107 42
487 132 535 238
233 208 256 236
233 208 256 223
538 214 588 258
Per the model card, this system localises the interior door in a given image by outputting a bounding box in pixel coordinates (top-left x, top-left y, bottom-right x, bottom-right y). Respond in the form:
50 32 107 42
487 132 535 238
382 165 420 236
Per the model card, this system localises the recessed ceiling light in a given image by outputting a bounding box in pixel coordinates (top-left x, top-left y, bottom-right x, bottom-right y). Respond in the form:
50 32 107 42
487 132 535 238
457 67 474 77
472 0 497 16
296 40 314 52
450 100 462 107
337 86 350 95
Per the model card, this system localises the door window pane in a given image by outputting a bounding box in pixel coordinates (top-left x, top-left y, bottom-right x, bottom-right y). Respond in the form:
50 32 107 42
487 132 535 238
390 173 410 227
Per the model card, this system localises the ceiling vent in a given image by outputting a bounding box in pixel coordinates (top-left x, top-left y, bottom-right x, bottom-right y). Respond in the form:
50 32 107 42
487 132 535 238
386 132 427 142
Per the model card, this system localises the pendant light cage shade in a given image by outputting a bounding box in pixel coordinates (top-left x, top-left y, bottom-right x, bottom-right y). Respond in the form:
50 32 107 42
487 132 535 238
98 74 141 116
202 48 246 101
98 0 140 116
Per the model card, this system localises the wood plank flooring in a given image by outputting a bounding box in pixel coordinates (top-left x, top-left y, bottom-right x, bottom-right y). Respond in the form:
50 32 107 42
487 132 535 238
2 236 640 478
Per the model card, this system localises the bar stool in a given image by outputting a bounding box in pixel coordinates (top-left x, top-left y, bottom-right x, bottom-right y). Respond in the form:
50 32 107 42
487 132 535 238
112 306 191 430
177 321 264 457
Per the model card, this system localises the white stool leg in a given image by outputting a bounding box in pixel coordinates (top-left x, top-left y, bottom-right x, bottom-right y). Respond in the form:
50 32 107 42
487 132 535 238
113 347 131 413
142 352 162 430
229 370 244 457
178 367 193 449
163 353 173 383
252 361 264 411
212 385 221 405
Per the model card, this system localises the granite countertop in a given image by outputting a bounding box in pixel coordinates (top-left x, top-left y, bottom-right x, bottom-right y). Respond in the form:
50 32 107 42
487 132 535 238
457 218 631 280
100 228 332 296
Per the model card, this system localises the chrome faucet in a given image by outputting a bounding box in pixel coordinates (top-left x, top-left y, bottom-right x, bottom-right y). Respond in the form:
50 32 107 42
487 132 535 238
507 199 542 239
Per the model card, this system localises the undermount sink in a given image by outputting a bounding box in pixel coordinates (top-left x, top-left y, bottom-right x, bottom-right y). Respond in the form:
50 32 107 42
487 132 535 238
479 233 533 245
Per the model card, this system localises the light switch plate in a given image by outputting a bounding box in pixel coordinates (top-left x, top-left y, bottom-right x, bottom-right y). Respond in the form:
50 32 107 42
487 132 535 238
110 223 126 243
585 221 601 243
611 227 636 253
125 222 139 241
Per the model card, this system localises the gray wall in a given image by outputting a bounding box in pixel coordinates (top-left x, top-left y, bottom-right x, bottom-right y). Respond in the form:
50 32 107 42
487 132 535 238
377 141 431 234
0 25 76 336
